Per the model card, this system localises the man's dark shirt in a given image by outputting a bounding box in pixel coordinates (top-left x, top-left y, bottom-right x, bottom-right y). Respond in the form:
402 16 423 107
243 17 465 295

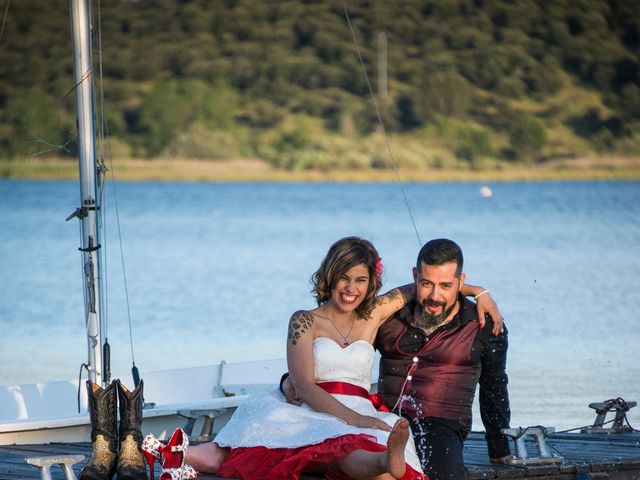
375 294 511 458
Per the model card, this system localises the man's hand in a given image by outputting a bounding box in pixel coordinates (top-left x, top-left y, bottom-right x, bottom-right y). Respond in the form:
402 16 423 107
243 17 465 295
490 454 515 464
476 292 504 336
280 374 303 406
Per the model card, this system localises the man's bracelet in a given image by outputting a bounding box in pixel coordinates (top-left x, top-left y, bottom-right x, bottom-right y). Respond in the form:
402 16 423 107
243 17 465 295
474 289 490 300
279 372 290 394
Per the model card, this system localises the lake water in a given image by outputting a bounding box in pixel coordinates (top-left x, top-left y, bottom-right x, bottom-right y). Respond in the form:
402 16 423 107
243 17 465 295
1 179 639 432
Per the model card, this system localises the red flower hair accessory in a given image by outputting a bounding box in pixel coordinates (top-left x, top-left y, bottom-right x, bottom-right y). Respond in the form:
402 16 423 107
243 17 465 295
375 257 384 287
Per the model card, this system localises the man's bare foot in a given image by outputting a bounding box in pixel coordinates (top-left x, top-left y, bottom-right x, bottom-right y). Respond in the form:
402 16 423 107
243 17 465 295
384 419 408 478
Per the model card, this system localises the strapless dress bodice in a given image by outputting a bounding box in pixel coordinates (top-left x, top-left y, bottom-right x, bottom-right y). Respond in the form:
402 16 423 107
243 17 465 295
313 336 374 390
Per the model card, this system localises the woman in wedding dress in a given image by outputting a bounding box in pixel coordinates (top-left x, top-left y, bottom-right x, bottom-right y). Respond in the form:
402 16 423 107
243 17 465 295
144 237 499 479
213 237 426 479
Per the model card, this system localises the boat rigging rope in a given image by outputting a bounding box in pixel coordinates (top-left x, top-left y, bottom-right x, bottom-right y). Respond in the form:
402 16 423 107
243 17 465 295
94 0 141 385
94 0 111 376
342 2 422 247
0 0 9 44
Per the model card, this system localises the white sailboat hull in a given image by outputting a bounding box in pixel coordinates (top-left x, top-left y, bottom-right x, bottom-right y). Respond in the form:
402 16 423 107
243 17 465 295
0 358 288 445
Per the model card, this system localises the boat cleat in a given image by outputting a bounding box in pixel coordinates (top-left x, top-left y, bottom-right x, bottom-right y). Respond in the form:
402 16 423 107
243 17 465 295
24 454 85 480
581 398 637 434
501 426 563 465
178 408 228 442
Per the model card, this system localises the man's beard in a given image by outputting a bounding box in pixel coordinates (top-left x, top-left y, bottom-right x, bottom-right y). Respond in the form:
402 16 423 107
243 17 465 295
414 299 457 329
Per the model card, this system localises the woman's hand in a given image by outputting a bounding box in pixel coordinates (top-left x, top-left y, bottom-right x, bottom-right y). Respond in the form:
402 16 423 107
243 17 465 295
462 284 504 336
475 291 504 336
352 414 392 432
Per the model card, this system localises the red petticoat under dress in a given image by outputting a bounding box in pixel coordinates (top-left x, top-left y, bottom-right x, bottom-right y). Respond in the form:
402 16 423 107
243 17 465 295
218 432 426 479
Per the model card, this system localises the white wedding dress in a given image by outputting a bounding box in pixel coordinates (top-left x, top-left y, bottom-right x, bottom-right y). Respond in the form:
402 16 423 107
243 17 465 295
214 337 424 479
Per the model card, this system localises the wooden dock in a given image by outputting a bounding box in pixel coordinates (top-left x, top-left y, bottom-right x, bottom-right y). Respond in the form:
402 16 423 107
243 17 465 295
1 431 639 479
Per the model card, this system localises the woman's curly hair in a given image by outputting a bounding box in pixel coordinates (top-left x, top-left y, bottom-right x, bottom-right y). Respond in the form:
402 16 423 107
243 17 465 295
311 237 382 319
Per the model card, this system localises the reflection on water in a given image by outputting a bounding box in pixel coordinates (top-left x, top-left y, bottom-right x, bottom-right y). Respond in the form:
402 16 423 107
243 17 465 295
1 179 639 430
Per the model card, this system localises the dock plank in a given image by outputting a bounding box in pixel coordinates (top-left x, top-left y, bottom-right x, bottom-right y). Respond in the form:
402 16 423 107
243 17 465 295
1 432 639 479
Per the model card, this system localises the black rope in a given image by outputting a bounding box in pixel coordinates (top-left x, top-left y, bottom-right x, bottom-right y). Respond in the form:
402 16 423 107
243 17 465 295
511 425 549 440
624 415 640 433
595 397 631 414
554 421 608 434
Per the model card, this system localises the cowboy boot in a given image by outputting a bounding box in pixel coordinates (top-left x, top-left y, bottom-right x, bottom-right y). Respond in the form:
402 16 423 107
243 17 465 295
79 380 118 480
115 379 148 480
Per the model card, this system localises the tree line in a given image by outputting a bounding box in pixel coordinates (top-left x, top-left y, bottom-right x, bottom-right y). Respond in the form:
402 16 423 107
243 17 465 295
1 0 639 169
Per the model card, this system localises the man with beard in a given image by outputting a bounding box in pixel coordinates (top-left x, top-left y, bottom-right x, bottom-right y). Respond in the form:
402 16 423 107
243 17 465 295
375 238 512 479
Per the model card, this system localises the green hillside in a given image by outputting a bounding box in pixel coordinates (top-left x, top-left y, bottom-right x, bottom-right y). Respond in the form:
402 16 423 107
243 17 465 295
1 0 639 174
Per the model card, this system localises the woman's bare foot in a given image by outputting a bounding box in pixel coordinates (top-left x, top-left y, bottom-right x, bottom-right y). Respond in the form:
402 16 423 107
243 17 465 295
384 419 409 478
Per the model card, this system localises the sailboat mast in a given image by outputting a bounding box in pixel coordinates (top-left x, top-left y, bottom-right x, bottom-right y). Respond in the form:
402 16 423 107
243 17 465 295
70 0 105 387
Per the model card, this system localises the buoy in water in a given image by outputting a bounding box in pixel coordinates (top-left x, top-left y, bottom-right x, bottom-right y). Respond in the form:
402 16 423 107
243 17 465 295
480 186 493 198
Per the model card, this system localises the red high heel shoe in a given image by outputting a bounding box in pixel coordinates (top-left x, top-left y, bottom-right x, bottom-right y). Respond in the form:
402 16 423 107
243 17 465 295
159 428 198 479
142 428 199 480
141 433 163 479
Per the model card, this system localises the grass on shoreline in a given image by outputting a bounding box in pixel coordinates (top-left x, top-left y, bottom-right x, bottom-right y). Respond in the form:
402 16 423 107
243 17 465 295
2 156 640 182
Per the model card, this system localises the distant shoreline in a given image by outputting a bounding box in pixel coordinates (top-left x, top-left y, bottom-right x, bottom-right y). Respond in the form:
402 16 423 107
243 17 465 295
2 156 640 182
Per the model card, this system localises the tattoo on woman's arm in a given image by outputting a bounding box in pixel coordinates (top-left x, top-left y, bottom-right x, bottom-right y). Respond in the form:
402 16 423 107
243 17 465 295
288 311 314 346
398 284 416 303
387 289 401 302
376 289 400 306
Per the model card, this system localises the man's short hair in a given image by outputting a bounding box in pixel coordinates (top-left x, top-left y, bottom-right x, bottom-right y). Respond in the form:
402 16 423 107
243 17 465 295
416 239 464 277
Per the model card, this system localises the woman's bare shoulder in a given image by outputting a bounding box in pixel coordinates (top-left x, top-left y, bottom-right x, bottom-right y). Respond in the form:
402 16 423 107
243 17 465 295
287 310 316 346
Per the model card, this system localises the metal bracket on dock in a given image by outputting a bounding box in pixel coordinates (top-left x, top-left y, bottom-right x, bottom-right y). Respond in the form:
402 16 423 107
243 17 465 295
581 398 637 434
213 360 226 398
24 455 85 480
178 408 228 442
501 426 563 465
